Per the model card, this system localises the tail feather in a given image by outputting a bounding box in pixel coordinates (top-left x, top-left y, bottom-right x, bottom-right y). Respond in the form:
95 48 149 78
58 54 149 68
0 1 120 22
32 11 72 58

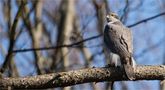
123 57 136 80
123 64 135 80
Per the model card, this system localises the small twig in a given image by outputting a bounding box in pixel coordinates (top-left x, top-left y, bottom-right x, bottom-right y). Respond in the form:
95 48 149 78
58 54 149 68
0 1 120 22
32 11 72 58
128 12 165 27
120 0 129 22
12 34 102 53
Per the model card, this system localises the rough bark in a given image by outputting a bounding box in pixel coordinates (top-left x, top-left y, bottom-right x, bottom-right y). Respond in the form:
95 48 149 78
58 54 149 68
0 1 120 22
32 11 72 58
0 65 165 89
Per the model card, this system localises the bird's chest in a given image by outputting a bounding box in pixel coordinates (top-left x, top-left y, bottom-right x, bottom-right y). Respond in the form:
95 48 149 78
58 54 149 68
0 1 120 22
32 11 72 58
104 25 125 53
108 28 122 41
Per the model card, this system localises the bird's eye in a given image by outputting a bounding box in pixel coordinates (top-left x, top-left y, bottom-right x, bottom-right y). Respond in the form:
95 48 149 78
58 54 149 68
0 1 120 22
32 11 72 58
111 14 116 17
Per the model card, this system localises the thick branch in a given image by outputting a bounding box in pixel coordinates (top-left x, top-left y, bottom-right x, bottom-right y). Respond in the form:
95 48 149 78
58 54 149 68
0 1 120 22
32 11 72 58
0 65 165 89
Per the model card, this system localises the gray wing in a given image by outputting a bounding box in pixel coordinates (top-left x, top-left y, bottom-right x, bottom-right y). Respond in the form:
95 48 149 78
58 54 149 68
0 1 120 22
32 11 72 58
117 25 135 80
105 23 132 58
122 27 133 55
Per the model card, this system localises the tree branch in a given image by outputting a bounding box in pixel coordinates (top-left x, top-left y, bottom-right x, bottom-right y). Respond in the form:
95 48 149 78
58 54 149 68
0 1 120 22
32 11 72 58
0 65 165 89
128 12 165 27
12 34 102 53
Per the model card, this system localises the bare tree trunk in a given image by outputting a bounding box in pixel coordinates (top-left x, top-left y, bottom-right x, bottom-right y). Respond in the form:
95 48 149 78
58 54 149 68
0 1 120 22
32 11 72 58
2 0 19 77
29 1 44 74
72 13 99 90
0 0 25 74
20 0 44 74
49 0 75 90
61 0 75 70
62 1 75 90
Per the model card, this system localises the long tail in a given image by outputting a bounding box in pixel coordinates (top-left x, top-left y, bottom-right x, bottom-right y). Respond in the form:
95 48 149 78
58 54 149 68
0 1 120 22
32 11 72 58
123 57 136 80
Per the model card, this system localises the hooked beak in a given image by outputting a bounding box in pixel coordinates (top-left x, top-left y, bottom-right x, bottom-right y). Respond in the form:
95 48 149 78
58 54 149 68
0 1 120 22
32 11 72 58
106 15 111 22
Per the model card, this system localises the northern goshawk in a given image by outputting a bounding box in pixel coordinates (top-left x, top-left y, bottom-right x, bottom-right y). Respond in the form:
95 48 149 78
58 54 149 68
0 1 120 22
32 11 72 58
104 13 136 80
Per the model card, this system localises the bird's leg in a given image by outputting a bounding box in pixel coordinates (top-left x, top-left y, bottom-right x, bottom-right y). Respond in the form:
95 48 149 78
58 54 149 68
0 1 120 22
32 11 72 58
105 53 121 68
111 53 121 67
106 53 114 67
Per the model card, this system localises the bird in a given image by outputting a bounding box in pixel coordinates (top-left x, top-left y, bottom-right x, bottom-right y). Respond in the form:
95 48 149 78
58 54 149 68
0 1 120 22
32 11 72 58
104 12 136 80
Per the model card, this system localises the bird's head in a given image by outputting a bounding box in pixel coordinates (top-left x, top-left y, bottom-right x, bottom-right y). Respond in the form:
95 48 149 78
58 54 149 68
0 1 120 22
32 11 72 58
106 13 120 23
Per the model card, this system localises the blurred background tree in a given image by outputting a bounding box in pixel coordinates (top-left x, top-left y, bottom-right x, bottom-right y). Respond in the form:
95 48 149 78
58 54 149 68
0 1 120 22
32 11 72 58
0 0 165 90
